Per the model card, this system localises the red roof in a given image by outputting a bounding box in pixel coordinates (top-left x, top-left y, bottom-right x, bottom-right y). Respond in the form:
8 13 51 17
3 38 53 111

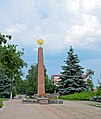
81 75 88 79
51 74 62 78
51 74 88 79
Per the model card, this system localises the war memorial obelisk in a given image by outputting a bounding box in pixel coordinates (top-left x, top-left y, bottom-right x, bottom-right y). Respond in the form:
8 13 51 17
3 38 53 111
37 39 45 96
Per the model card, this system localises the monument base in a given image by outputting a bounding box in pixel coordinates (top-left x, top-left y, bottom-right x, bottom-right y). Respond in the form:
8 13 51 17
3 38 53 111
49 99 63 104
38 98 49 104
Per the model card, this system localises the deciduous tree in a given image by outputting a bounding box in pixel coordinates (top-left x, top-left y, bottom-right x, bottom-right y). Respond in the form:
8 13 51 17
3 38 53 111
0 33 27 98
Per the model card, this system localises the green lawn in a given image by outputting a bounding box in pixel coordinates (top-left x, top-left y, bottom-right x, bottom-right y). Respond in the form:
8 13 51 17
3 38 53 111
0 101 3 108
0 98 8 101
88 103 101 108
0 98 9 108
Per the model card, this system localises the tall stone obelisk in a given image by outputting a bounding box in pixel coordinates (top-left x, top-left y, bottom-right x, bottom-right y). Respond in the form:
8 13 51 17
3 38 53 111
37 39 45 95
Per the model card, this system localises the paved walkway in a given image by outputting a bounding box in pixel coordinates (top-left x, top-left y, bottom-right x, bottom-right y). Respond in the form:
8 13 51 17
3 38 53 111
0 99 101 119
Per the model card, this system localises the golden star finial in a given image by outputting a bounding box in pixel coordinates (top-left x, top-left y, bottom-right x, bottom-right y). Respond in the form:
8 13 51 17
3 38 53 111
37 39 44 47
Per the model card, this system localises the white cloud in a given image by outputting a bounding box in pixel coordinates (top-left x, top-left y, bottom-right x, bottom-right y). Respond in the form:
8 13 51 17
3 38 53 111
4 23 27 35
1 0 101 53
67 0 80 13
65 14 101 49
82 0 101 11
3 23 30 48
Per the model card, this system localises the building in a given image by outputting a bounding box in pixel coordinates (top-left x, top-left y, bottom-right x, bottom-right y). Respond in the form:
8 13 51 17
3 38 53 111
51 74 89 86
51 74 62 86
81 75 89 82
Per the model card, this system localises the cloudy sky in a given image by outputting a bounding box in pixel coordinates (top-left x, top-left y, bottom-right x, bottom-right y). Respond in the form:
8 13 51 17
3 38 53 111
0 0 101 86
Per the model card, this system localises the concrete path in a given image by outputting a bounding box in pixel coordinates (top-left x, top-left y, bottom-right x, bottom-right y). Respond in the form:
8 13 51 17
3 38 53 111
0 99 101 119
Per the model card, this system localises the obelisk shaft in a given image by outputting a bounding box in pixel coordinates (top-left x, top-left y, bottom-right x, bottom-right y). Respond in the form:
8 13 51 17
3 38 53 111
38 47 45 95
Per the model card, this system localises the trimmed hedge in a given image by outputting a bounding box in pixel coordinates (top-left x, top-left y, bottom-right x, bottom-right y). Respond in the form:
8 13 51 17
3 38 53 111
59 91 96 100
0 101 3 108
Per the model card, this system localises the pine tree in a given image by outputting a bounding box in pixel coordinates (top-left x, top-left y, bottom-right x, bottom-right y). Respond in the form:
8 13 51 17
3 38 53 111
57 46 88 95
0 73 11 98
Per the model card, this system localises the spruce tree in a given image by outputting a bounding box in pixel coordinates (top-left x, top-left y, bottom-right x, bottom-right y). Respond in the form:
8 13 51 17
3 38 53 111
0 73 11 98
58 46 88 95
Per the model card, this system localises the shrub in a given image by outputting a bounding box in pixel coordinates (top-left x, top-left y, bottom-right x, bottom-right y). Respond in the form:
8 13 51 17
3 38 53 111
12 86 17 98
95 89 101 96
0 101 3 108
59 91 96 100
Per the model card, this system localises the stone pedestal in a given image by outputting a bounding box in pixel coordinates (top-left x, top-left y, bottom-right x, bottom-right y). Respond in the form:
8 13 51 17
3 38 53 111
38 98 49 104
38 47 45 95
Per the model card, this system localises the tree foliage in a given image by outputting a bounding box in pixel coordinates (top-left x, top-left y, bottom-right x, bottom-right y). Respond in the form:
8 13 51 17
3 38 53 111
0 73 11 98
57 46 88 95
25 63 54 95
26 64 38 95
45 80 55 93
96 76 101 95
0 33 27 98
14 77 28 94
86 69 94 91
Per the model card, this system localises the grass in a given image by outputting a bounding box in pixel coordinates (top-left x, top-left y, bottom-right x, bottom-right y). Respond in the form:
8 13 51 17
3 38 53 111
0 98 8 101
0 101 3 108
88 103 101 108
0 98 9 108
59 91 96 100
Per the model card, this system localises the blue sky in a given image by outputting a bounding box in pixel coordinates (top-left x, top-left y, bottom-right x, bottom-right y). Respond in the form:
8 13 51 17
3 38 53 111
0 0 101 86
